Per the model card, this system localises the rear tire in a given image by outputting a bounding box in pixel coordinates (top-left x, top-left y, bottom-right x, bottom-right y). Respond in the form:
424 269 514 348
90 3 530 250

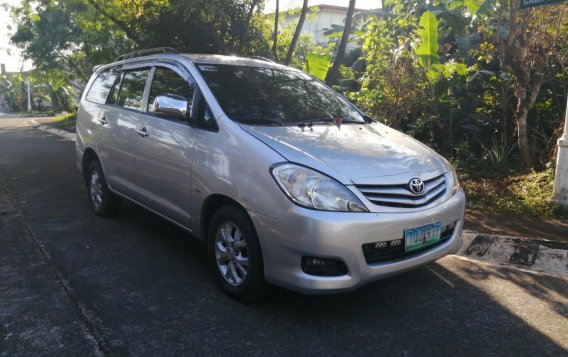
208 206 270 301
86 160 121 217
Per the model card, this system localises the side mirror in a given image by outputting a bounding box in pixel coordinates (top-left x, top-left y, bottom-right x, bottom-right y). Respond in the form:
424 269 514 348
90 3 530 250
153 95 188 119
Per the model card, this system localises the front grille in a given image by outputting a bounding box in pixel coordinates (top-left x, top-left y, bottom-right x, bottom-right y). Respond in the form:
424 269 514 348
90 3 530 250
354 174 446 208
362 223 455 264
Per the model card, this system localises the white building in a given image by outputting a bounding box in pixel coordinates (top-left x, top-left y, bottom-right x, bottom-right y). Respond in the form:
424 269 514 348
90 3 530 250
280 4 382 50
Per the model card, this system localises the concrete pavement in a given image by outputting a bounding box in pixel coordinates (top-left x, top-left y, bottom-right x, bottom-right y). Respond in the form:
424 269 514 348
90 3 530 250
0 183 102 356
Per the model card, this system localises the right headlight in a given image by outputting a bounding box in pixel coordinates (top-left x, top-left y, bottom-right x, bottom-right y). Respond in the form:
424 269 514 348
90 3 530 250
271 163 368 212
444 159 460 195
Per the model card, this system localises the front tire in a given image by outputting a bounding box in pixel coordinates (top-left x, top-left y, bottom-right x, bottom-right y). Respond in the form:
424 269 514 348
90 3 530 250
208 206 269 301
86 160 121 217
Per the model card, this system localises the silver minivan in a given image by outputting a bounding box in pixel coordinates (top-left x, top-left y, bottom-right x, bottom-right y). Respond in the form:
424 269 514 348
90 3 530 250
76 48 465 301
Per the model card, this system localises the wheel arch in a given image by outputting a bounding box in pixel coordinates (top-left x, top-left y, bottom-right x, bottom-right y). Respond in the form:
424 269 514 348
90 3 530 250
81 148 99 182
200 194 254 242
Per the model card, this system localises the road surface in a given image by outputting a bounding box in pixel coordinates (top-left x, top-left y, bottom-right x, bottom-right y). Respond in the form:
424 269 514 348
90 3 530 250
1 117 566 356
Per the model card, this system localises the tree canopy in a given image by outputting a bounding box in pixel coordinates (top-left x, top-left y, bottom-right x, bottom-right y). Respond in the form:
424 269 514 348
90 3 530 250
6 0 568 173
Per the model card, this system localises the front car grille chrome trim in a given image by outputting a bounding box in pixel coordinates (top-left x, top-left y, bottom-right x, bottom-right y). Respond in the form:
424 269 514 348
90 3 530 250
355 174 447 208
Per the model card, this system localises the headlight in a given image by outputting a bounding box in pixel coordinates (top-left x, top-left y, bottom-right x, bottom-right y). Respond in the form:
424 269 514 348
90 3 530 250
271 163 368 212
442 158 460 195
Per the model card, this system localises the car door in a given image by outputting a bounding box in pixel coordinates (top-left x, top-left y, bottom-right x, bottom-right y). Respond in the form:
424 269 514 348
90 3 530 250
81 65 121 176
100 64 152 197
131 62 197 228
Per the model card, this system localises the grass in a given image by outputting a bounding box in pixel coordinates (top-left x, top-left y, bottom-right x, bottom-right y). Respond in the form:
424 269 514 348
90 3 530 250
461 167 568 219
50 111 77 132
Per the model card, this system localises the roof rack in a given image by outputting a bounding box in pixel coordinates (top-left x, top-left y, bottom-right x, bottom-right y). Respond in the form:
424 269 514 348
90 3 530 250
114 47 179 62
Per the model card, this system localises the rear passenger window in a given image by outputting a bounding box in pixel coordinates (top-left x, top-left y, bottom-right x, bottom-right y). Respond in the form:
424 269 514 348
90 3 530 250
148 67 195 114
86 67 119 104
116 69 150 111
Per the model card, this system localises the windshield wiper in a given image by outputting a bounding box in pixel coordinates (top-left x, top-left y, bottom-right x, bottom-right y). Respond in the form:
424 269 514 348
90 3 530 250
287 117 335 128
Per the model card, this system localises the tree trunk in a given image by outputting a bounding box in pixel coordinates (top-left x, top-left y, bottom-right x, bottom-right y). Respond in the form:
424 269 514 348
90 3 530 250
240 0 261 53
515 104 532 170
284 0 308 65
272 0 279 61
325 0 356 86
513 75 543 170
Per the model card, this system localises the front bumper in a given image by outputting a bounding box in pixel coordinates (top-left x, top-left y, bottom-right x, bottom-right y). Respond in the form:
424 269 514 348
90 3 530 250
249 189 465 294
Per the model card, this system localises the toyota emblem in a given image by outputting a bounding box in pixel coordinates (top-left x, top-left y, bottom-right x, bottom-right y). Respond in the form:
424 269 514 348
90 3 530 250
408 178 424 194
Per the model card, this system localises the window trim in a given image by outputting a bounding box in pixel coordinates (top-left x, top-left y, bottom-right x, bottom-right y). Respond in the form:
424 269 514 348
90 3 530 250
84 66 121 105
107 65 153 113
191 88 219 132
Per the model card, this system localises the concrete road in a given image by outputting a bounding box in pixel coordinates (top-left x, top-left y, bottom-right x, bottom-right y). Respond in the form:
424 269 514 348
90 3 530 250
1 117 567 356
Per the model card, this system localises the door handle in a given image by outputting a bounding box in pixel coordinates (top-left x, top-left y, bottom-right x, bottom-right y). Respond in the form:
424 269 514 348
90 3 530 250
98 116 108 125
136 127 149 137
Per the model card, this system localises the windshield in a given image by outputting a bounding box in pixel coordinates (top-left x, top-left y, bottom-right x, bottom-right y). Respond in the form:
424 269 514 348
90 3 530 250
196 64 365 125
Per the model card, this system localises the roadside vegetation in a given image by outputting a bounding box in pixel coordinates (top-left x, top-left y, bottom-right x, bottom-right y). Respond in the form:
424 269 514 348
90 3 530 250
4 0 568 219
50 112 77 132
461 168 568 219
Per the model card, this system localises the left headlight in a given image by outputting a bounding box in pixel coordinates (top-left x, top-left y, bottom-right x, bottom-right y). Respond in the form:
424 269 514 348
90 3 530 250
271 163 368 212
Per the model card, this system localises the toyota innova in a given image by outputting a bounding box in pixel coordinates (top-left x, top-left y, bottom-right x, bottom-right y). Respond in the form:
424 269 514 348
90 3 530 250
76 48 466 301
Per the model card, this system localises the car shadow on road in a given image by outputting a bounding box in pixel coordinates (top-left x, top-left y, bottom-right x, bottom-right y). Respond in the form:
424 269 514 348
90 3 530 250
109 202 568 356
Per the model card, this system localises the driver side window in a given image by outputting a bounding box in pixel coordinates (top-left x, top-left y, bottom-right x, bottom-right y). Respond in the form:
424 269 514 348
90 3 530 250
147 67 195 117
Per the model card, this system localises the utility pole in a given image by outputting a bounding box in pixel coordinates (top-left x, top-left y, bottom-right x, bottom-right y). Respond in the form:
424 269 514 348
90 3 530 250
26 80 32 112
553 95 568 206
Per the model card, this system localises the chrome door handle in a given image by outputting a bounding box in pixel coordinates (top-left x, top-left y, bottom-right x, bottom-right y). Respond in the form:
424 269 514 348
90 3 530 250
136 127 149 137
98 116 108 125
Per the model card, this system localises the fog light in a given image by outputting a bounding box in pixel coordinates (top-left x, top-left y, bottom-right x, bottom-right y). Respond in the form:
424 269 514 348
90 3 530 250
374 241 388 248
302 256 348 276
390 239 403 247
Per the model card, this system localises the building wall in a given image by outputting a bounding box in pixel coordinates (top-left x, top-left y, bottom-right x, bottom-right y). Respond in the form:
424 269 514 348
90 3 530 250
281 6 360 50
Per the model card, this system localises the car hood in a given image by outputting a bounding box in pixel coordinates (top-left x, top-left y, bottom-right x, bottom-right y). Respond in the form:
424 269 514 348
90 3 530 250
240 122 444 184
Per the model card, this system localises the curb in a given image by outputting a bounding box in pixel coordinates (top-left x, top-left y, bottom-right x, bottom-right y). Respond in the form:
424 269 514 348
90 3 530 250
1 112 53 118
458 230 568 276
30 119 76 141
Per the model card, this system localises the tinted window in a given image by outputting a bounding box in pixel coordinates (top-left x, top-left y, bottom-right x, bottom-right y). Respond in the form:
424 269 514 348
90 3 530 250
196 64 364 125
86 67 119 104
116 69 150 111
148 67 195 114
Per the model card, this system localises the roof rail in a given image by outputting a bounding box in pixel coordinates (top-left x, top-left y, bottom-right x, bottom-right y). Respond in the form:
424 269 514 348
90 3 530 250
250 56 276 63
114 47 179 62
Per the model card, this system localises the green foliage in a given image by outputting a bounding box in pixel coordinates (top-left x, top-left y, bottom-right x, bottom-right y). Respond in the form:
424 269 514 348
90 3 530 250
0 73 28 112
51 111 78 131
350 13 428 129
477 136 517 174
305 53 331 81
9 0 272 83
462 167 568 219
349 0 568 178
416 11 439 68
275 24 320 69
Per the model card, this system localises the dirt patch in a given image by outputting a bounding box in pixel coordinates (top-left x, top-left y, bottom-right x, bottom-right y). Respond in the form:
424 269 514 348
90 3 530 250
465 208 568 243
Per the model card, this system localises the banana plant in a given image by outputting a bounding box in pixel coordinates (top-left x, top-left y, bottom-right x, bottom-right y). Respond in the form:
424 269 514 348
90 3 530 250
416 11 440 68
